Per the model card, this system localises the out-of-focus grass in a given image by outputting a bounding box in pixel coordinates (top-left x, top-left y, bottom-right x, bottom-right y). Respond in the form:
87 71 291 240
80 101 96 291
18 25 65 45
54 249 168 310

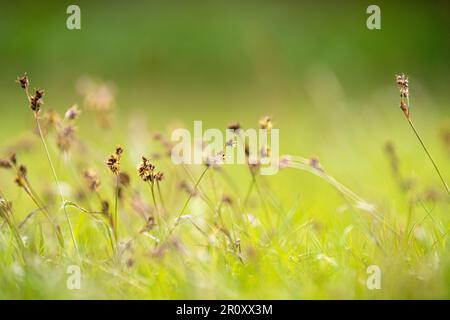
0 1 449 299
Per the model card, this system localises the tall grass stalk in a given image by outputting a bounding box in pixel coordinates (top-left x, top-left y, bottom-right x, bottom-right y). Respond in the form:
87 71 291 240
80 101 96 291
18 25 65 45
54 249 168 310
34 112 79 256
407 118 450 197
168 166 209 237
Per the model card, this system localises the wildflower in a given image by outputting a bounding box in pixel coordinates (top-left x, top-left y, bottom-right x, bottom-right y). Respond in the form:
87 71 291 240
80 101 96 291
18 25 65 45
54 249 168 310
259 115 273 130
106 146 123 174
64 104 81 121
137 156 155 182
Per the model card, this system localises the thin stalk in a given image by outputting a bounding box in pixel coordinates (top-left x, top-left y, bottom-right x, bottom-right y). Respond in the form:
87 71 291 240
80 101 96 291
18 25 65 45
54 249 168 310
168 166 209 236
148 181 158 213
114 173 119 242
408 119 450 197
34 112 78 255
156 180 166 212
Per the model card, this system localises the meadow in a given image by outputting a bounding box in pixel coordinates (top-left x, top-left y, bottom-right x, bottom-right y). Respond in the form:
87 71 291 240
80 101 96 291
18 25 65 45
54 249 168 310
0 1 449 299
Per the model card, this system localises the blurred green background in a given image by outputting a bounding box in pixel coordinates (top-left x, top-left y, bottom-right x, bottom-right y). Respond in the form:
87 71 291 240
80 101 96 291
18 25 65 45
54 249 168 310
1 0 449 195
0 0 450 299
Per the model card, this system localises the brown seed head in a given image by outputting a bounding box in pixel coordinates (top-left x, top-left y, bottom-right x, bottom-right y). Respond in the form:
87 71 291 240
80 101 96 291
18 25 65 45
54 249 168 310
106 146 123 174
29 89 45 112
16 73 29 89
138 156 155 182
15 165 28 188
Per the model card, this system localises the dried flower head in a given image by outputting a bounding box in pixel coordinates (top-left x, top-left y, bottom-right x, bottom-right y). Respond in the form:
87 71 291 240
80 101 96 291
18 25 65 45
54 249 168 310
15 165 28 188
29 89 45 112
259 115 273 130
137 156 155 182
84 169 101 192
106 146 123 174
16 73 29 89
64 104 81 121
395 74 409 98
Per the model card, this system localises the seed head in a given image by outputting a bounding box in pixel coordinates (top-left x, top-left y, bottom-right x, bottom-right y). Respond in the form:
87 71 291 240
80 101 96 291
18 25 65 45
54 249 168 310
29 89 45 112
64 104 81 121
395 74 409 98
154 171 164 182
16 73 29 89
138 156 155 182
15 165 28 188
106 146 123 174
